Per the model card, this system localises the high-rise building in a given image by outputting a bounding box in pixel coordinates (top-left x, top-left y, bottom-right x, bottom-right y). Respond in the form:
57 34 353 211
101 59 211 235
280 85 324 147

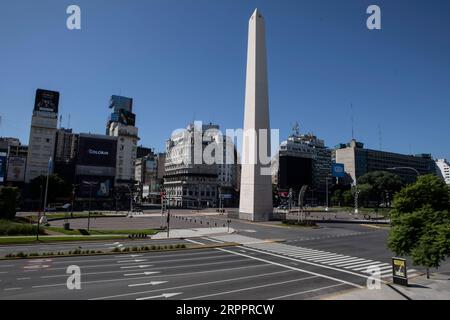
333 139 437 184
239 9 273 221
436 159 450 185
164 122 238 208
135 150 166 203
74 133 117 209
106 95 139 186
25 89 59 183
0 138 28 186
54 128 77 163
272 132 332 204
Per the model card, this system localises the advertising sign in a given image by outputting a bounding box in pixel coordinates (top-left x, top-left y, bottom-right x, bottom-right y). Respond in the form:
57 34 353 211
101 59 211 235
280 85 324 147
332 163 346 178
0 152 7 184
119 110 136 126
77 136 117 168
6 156 26 182
34 89 60 113
392 257 408 286
79 177 113 198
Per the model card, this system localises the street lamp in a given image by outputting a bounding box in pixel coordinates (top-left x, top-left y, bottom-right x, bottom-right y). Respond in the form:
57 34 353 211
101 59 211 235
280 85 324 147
83 181 96 231
386 167 420 176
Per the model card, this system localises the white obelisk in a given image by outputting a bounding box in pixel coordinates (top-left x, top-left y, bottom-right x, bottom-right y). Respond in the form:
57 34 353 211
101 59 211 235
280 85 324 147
239 9 273 222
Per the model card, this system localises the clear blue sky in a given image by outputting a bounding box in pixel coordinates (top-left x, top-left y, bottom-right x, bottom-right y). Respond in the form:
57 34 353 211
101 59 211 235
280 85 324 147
1 0 449 159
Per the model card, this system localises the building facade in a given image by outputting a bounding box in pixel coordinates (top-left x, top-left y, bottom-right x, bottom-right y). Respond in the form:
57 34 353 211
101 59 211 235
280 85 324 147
164 122 238 208
25 89 59 183
272 132 332 205
135 150 165 203
106 95 139 187
334 139 437 184
436 159 450 185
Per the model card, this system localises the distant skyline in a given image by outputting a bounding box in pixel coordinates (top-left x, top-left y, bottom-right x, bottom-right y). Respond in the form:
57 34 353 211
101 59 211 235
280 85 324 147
1 0 449 159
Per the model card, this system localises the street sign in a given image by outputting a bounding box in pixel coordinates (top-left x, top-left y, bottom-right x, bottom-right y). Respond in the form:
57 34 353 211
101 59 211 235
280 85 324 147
332 163 345 178
392 257 408 286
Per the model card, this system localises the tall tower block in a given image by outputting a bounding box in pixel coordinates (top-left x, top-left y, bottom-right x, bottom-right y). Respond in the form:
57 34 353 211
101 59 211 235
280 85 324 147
239 9 273 221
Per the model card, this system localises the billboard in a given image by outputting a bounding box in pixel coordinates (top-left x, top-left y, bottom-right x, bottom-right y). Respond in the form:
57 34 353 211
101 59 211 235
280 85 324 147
109 95 133 113
77 136 117 168
78 176 114 198
0 152 7 184
34 89 60 113
119 110 136 126
332 163 346 178
6 156 26 182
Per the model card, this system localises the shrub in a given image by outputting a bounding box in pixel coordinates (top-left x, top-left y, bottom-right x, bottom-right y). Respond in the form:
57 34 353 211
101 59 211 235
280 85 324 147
0 219 44 236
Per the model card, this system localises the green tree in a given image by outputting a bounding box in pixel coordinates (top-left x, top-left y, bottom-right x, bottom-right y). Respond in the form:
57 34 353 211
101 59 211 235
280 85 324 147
342 190 354 207
357 171 404 206
388 175 450 277
29 174 71 203
331 189 343 206
0 187 19 219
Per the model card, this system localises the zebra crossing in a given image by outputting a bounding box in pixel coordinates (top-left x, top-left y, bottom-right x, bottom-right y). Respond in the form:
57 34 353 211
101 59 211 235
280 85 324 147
209 234 421 280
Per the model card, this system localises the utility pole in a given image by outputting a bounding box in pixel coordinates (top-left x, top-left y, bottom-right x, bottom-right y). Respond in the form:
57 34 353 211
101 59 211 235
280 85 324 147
36 185 43 241
43 157 52 217
88 182 93 231
325 177 329 212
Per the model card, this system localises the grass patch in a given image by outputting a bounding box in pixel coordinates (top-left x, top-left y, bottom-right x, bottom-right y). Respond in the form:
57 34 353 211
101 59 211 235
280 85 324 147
45 226 158 236
0 219 44 236
0 235 126 245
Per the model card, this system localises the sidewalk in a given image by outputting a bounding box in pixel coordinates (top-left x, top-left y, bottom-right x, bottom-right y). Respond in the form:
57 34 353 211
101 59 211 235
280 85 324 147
151 227 235 239
320 273 450 300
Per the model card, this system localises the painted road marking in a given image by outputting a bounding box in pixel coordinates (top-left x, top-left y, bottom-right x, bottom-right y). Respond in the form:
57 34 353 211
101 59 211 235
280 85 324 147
128 281 167 287
185 239 205 245
136 292 182 300
268 283 347 300
216 248 364 288
124 271 160 277
184 276 318 300
90 270 294 300
32 264 271 289
120 265 153 269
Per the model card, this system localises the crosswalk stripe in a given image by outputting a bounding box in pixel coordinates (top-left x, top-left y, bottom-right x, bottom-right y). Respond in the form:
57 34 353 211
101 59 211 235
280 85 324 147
332 258 368 267
291 253 340 260
338 259 375 268
352 263 390 271
329 258 366 266
312 255 351 263
344 261 377 269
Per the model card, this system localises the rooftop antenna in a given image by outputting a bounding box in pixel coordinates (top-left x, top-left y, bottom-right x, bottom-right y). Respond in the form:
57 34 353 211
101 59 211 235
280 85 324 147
350 103 355 140
292 121 300 136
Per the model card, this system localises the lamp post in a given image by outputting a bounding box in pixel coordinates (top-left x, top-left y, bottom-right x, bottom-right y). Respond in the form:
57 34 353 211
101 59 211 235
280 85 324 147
36 185 43 241
42 157 53 217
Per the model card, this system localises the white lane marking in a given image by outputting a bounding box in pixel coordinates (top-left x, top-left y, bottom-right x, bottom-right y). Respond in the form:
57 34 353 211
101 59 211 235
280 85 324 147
0 271 8 274
217 248 364 288
17 277 31 281
42 257 254 279
0 265 15 268
90 270 293 300
32 263 271 289
48 254 230 271
124 271 160 277
129 281 167 287
184 276 318 300
4 287 22 291
120 265 152 269
201 237 224 243
136 292 182 300
117 259 148 263
240 246 383 284
269 283 348 300
114 254 142 258
185 239 205 245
